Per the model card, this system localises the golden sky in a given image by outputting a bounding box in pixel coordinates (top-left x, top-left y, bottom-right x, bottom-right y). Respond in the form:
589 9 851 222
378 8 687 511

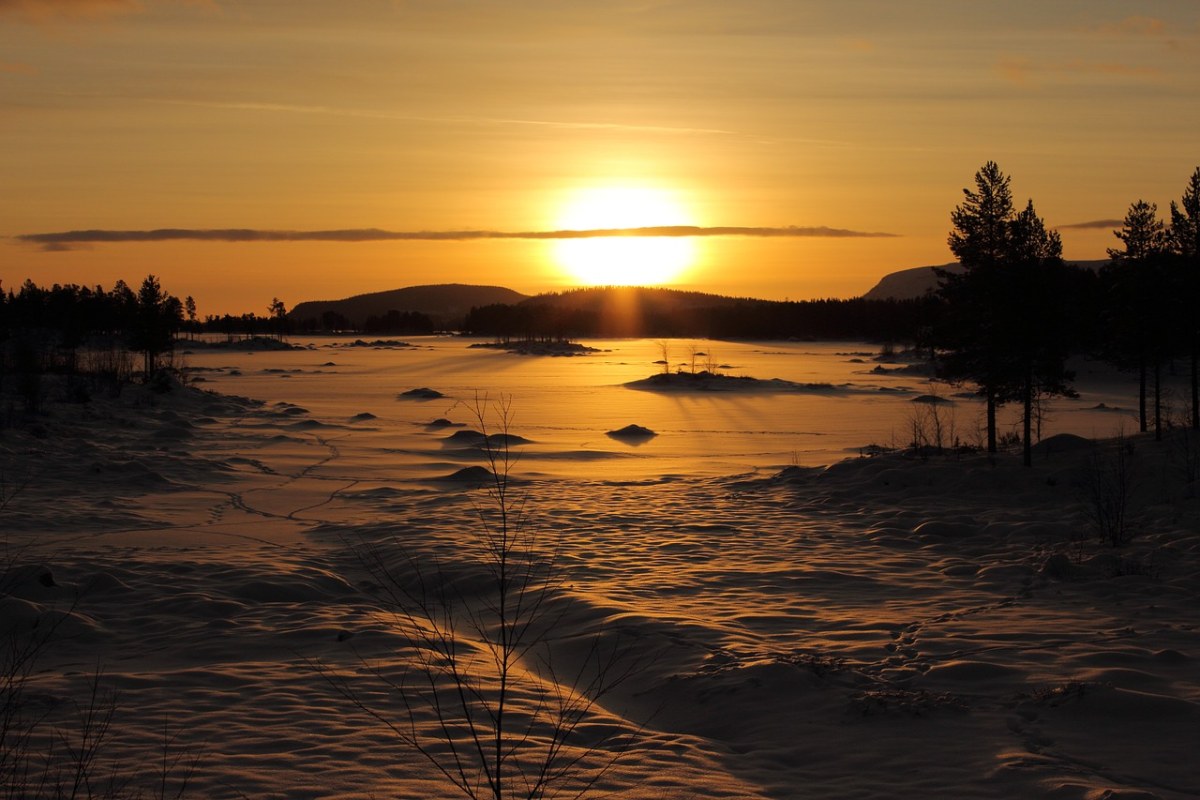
3 0 1199 315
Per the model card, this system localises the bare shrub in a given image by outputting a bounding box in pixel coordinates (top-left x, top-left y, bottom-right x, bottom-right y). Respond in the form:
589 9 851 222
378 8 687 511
78 343 135 390
1 481 51 799
1080 435 1138 547
905 385 957 455
2 481 199 799
323 396 639 800
997 430 1022 450
965 413 987 452
3 665 199 800
1165 415 1199 486
653 341 670 375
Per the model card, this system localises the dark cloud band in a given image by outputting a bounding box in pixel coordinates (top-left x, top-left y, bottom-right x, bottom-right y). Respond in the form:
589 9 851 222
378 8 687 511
16 225 898 250
1055 219 1123 230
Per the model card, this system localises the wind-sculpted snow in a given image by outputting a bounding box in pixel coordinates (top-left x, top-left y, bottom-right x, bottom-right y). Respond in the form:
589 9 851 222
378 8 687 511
2 346 1197 799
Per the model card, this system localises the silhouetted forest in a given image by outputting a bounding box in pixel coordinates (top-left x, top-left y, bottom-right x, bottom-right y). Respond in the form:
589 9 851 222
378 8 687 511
291 308 435 335
0 275 183 407
0 278 295 410
931 162 1199 464
463 287 942 343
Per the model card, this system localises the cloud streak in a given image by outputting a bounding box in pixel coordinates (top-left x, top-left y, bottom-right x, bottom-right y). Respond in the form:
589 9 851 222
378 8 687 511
0 59 38 74
16 225 899 250
152 98 736 137
0 0 214 23
0 0 142 23
996 55 1163 86
1055 219 1123 230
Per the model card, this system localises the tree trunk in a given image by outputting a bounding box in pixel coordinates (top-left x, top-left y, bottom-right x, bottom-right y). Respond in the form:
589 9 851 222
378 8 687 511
1138 359 1148 433
1154 360 1162 441
986 388 997 453
1022 376 1033 467
1192 338 1199 430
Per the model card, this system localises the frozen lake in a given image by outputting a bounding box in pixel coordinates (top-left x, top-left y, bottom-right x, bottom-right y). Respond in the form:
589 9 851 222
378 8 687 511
182 336 1144 481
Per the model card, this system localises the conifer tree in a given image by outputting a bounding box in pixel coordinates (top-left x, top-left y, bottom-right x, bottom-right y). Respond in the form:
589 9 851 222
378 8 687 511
939 163 1077 463
940 161 1014 453
1002 201 1076 465
129 275 182 378
1105 200 1170 439
1169 167 1200 429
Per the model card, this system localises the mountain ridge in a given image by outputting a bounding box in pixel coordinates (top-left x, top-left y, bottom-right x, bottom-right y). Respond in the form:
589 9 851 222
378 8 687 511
288 283 530 327
287 258 1112 326
860 259 1107 301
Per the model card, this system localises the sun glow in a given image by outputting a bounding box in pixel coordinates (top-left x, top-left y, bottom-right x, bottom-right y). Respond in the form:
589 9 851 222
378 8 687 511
552 186 697 286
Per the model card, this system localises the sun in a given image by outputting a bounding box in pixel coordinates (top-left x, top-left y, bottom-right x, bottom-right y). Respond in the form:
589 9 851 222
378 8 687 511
551 186 697 286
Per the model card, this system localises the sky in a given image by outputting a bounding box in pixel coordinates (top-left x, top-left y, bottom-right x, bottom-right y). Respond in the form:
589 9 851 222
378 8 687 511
3 0 1199 316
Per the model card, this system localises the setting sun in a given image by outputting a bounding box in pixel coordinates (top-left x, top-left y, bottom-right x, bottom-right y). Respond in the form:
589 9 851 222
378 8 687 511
552 186 697 286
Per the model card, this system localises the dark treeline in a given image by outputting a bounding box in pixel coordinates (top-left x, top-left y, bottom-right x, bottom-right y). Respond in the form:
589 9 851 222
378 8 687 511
195 295 291 340
935 162 1199 465
0 278 431 365
0 278 304 412
1098 171 1200 440
0 275 435 407
464 290 942 344
0 275 182 404
290 308 435 335
0 278 290 367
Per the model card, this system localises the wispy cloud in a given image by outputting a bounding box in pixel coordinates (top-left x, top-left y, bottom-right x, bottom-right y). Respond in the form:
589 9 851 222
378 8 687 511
997 55 1162 86
0 0 214 23
0 59 38 74
16 225 899 251
1083 15 1197 53
838 38 876 54
152 98 735 137
0 0 142 23
1055 219 1122 230
1090 16 1168 39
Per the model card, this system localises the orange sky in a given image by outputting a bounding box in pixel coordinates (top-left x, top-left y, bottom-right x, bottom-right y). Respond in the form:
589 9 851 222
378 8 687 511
2 1 1198 315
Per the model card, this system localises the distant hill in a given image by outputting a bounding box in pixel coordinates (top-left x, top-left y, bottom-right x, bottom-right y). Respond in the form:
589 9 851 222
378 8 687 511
505 286 768 337
861 263 961 301
289 284 530 328
464 284 934 340
861 260 1107 301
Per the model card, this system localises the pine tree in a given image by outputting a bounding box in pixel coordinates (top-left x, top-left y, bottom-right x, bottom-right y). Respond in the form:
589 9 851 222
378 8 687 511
1105 200 1170 439
129 275 182 378
940 161 1014 453
1169 167 1200 429
1001 201 1077 466
939 163 1077 464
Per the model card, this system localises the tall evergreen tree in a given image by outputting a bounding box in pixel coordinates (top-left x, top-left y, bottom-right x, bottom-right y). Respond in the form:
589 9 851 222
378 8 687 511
1001 201 1077 466
129 274 182 378
268 297 288 341
0 281 7 390
940 161 1015 454
1168 167 1200 429
939 163 1077 463
948 161 1014 271
1105 200 1170 439
184 295 198 340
